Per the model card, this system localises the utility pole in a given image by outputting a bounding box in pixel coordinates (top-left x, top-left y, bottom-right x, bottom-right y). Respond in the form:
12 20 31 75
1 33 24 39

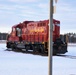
49 0 53 75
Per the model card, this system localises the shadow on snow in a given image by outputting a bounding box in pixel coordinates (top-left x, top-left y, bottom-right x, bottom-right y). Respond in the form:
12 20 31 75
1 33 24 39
56 54 76 59
5 48 48 57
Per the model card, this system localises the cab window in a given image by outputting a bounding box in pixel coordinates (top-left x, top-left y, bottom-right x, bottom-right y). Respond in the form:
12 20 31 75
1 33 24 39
16 28 22 37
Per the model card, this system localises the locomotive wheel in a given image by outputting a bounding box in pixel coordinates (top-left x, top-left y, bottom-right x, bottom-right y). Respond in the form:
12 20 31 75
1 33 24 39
25 46 28 52
11 43 19 51
11 44 16 51
39 45 45 54
7 42 11 48
32 46 36 53
53 51 57 55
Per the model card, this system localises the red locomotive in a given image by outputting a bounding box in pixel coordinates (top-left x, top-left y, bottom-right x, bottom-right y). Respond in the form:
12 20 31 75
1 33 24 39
6 19 67 55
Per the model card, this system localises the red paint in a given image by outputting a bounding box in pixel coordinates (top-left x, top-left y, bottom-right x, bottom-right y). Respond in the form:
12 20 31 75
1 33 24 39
8 19 60 42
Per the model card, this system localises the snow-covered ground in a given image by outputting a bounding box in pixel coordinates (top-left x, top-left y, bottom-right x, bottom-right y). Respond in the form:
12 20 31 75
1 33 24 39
53 46 76 75
0 40 6 43
0 43 76 75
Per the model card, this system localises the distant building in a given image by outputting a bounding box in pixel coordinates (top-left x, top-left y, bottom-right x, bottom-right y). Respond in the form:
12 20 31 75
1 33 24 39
0 33 8 40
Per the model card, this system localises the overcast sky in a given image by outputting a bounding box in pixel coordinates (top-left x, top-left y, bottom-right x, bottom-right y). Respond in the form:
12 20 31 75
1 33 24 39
0 0 76 34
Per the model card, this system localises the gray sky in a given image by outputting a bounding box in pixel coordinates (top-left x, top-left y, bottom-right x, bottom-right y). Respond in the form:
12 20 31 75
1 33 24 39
0 0 76 34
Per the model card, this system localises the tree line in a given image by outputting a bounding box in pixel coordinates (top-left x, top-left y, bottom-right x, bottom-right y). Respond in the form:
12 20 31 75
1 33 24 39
65 33 76 43
0 32 76 43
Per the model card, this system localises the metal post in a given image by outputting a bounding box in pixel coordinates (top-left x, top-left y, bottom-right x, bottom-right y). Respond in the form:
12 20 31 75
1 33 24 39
49 0 53 75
